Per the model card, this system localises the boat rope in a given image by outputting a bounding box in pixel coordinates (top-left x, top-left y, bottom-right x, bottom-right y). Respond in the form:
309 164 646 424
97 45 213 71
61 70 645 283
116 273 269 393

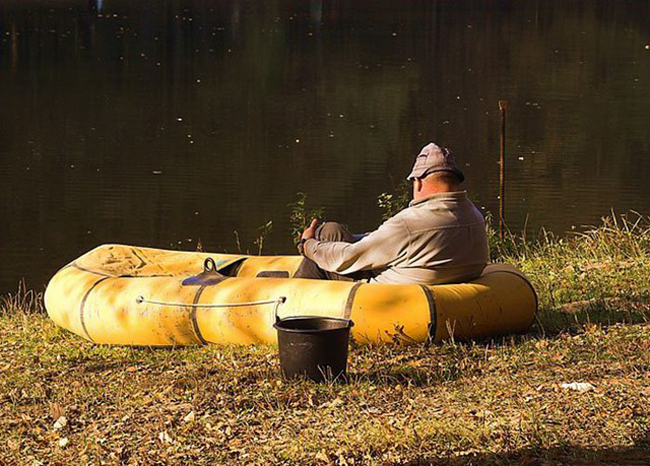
137 295 288 325
135 295 287 309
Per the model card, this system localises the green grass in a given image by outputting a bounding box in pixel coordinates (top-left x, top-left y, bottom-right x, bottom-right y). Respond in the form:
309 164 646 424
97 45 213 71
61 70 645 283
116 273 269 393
1 213 650 465
491 212 650 332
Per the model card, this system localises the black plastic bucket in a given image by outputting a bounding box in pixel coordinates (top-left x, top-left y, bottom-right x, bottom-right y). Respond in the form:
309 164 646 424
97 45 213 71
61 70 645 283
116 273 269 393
274 316 354 383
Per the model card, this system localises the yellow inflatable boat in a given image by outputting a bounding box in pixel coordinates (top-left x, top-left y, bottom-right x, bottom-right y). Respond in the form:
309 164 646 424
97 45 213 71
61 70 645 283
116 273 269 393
44 244 537 346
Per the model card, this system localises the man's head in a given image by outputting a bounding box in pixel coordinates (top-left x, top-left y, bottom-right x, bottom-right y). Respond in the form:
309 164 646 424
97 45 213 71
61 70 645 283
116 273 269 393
407 142 464 200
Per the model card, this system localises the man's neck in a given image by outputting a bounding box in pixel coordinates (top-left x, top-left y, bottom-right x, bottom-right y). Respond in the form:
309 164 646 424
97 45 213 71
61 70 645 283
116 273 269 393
415 184 461 200
410 190 465 207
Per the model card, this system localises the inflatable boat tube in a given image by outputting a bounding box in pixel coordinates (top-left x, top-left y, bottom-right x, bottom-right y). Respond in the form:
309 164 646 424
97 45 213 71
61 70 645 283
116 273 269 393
44 244 537 346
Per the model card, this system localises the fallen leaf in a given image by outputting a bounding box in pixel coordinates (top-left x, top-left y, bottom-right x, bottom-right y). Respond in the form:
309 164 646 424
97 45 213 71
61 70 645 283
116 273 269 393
314 450 330 463
158 431 172 444
53 416 67 431
561 382 595 393
49 402 64 420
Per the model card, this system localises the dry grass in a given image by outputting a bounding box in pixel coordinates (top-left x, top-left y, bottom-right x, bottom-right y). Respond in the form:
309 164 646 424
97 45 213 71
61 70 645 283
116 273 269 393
1 317 648 465
0 279 43 317
1 213 650 465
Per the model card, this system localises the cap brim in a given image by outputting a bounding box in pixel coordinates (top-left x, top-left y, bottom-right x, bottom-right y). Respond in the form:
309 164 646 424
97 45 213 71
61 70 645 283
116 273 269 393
406 167 426 181
407 167 464 182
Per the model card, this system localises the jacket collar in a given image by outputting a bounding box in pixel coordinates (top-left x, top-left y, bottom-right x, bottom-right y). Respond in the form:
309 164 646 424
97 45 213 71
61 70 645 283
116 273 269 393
409 190 467 207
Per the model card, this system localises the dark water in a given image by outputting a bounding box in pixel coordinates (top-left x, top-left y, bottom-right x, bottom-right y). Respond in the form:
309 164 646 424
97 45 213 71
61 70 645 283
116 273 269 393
1 0 650 293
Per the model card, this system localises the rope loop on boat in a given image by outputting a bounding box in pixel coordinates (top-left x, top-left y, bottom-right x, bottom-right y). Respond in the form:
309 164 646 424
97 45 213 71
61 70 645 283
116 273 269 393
136 295 287 309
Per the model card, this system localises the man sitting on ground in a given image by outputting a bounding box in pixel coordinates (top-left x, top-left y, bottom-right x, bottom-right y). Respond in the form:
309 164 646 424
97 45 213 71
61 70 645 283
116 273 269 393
294 142 489 285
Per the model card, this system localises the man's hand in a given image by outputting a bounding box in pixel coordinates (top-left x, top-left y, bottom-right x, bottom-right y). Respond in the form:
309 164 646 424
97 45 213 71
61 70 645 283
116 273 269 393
297 218 319 255
301 218 319 241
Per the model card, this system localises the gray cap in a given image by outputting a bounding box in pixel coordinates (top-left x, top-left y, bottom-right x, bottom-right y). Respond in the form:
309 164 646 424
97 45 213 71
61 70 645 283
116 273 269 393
406 142 464 182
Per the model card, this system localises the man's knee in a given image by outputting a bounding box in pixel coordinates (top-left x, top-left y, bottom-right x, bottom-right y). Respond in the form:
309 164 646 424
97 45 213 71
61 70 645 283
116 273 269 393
294 257 327 280
316 222 354 243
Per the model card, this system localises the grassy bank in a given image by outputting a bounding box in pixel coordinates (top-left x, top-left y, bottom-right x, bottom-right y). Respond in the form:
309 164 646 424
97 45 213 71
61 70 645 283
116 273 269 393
1 213 650 465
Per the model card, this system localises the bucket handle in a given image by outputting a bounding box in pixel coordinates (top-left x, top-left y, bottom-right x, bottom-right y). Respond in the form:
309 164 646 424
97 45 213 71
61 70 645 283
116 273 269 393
273 296 286 323
274 297 284 324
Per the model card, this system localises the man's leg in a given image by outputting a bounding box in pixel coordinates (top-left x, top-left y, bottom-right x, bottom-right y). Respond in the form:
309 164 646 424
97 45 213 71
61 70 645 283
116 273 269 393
316 222 355 243
294 222 356 281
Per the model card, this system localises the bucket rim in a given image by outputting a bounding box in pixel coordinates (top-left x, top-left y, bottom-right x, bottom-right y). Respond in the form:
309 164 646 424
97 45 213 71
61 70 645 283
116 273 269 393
273 315 354 333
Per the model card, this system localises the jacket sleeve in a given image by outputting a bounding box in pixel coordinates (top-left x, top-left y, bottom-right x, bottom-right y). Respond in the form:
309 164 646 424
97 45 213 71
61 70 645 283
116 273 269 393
302 216 410 275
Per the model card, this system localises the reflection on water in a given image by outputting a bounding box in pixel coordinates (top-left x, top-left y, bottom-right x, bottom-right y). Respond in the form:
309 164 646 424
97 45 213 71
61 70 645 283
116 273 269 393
1 0 650 293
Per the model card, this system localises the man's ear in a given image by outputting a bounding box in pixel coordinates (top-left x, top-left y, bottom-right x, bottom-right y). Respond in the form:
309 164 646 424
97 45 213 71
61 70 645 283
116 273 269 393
415 179 423 192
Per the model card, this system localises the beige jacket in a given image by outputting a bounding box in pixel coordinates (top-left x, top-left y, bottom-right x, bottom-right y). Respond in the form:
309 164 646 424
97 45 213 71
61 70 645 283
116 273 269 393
303 191 488 285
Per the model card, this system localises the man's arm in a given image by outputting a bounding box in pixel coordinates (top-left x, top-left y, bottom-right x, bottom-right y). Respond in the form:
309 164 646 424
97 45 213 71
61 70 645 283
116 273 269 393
302 216 409 275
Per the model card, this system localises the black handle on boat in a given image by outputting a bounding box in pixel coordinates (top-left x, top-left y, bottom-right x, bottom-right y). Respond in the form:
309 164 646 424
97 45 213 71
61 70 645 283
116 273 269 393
204 257 217 272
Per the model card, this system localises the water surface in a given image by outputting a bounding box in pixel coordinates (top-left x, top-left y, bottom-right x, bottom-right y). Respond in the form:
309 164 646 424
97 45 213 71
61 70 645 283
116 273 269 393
1 0 650 293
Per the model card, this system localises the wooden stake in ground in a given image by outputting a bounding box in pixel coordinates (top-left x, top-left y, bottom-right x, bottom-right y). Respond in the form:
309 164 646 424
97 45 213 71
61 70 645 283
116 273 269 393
498 100 507 242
